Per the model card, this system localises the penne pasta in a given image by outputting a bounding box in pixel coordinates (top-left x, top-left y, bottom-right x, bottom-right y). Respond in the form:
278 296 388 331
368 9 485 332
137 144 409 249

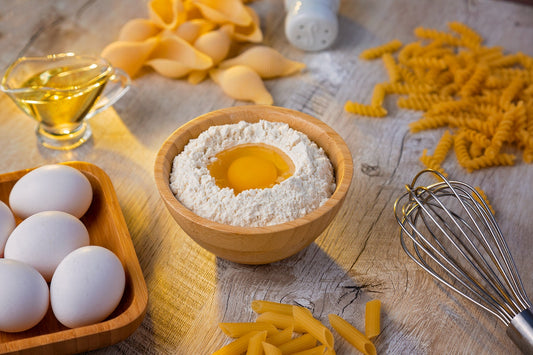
262 341 282 355
266 326 294 346
219 322 278 338
291 345 327 355
293 306 334 349
364 299 381 341
247 331 268 355
213 331 261 355
278 333 317 354
328 314 376 355
255 311 304 332
251 300 294 315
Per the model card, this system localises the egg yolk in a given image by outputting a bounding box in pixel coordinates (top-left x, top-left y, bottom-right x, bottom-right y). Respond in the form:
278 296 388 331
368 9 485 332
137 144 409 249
208 144 294 194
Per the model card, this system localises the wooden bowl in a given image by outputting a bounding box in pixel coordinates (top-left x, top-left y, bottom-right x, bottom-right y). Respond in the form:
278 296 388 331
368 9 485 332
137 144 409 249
0 162 148 354
154 106 353 264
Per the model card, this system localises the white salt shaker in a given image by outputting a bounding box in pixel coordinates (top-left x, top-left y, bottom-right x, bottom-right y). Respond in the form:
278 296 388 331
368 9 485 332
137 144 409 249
284 0 340 51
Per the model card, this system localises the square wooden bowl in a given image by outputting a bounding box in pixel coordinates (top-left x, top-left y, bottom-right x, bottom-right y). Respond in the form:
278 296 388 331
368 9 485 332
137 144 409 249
0 161 147 354
154 105 353 264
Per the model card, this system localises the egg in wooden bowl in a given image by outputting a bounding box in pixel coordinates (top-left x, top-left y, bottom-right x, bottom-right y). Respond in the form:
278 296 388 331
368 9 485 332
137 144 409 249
154 105 353 264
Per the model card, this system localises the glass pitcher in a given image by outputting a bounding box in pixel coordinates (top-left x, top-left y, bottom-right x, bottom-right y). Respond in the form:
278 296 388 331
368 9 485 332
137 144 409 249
1 52 130 150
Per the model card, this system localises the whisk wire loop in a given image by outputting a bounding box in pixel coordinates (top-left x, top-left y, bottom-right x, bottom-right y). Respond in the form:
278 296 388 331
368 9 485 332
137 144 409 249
393 169 532 353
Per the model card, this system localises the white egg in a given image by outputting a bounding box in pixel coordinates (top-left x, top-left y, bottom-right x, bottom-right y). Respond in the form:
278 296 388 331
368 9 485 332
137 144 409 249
9 164 93 219
4 211 90 282
0 200 15 257
0 259 49 332
50 246 126 328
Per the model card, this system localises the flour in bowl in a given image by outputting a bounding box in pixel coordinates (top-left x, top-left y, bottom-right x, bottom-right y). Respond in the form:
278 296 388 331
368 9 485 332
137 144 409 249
169 120 336 227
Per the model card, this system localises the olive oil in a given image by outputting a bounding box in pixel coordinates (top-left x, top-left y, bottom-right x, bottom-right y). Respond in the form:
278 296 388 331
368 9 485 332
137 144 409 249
13 64 110 134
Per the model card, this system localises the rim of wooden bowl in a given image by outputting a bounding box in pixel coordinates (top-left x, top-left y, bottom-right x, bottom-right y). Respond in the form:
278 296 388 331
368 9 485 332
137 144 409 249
154 105 353 236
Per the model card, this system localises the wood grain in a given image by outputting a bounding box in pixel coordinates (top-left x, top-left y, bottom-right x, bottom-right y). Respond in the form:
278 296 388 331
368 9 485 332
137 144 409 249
0 0 532 354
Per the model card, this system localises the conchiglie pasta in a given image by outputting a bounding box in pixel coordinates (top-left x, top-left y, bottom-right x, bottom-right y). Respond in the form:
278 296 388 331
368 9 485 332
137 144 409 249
193 27 232 65
148 0 185 30
210 65 273 105
222 6 263 43
173 19 215 43
146 35 212 78
101 37 159 77
118 18 161 42
101 0 304 104
188 27 232 84
218 46 305 78
191 0 252 27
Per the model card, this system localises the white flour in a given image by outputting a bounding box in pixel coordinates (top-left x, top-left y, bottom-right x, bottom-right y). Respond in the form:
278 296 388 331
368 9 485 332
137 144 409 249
169 120 336 227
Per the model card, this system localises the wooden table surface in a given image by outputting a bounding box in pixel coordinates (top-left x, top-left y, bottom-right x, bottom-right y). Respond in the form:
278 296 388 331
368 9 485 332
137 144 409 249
1 0 532 354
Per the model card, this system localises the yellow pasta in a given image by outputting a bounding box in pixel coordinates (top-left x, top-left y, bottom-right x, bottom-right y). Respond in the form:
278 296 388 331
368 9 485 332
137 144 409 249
222 6 263 43
191 0 252 27
278 333 317 354
252 300 294 315
213 331 262 355
209 65 273 105
255 311 305 333
365 300 381 341
214 299 382 354
247 331 267 355
382 53 401 83
266 327 294 346
409 114 449 133
359 39 403 60
448 21 482 48
293 306 334 349
219 322 278 338
346 21 533 173
414 27 461 46
262 341 282 355
291 345 327 355
328 314 376 355
100 0 307 104
459 64 490 97
370 84 387 107
474 186 495 215
218 46 306 79
344 102 387 117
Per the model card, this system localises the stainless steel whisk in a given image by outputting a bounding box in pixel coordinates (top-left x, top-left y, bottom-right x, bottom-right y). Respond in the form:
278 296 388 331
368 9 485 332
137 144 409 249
393 169 533 353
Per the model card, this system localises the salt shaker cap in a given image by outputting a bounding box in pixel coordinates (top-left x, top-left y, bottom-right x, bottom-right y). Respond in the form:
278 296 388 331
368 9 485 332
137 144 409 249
284 0 340 51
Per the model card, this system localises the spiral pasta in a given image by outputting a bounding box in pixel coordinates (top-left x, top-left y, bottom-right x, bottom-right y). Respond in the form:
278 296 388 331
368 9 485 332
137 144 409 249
347 21 533 174
359 39 403 60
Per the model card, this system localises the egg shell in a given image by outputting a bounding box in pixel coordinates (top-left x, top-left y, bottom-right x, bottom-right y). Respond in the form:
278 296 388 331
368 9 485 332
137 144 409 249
0 259 49 332
50 246 126 328
0 200 16 257
4 211 90 282
9 164 93 219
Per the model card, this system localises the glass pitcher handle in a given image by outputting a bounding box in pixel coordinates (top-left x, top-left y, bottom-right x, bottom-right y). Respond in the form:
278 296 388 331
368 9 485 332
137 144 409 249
85 68 131 119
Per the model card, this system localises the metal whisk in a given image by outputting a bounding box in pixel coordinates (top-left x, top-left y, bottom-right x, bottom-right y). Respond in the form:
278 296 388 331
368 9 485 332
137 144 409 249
393 169 533 353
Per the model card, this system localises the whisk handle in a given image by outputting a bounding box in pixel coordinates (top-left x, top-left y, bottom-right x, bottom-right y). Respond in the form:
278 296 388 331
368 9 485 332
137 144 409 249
507 308 533 354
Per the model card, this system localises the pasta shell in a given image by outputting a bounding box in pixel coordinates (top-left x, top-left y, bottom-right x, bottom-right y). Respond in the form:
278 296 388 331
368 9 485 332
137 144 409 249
148 0 186 30
101 37 159 78
174 19 215 43
118 19 161 42
191 0 252 27
210 65 273 105
186 27 232 84
222 6 262 43
187 70 208 84
146 34 213 78
219 46 305 78
194 27 232 64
